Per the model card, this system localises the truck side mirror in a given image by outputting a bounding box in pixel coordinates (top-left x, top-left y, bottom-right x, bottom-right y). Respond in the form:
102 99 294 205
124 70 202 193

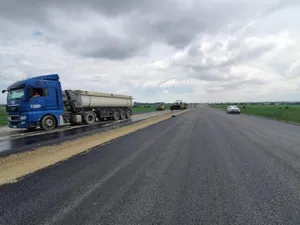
1 90 6 94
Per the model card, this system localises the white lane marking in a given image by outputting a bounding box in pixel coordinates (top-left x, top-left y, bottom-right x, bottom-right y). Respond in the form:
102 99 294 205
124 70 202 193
219 120 231 128
236 127 248 133
102 122 118 127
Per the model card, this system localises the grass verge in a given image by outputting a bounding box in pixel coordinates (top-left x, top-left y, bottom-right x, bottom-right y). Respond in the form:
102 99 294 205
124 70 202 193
0 107 7 126
0 109 188 185
211 104 300 124
132 104 171 114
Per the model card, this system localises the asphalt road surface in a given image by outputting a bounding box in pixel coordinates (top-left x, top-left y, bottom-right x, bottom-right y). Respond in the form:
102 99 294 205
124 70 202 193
0 110 171 157
0 110 170 139
2 107 300 224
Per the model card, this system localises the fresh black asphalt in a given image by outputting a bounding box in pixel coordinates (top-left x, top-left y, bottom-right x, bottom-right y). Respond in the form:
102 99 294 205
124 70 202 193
0 110 171 157
1 107 300 224
0 119 138 157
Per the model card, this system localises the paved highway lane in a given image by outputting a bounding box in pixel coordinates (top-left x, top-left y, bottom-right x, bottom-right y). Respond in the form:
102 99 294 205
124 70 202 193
2 107 300 224
0 110 171 157
0 110 171 139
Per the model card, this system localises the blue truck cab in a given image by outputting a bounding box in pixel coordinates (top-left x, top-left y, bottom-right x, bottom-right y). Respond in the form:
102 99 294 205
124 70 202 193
2 74 64 131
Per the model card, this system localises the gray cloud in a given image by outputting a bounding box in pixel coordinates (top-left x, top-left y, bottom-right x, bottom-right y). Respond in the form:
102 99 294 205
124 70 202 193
175 40 276 79
234 43 275 63
65 35 144 60
0 0 274 60
0 0 154 20
262 0 300 16
0 0 300 103
204 77 267 94
188 68 232 82
169 34 278 91
125 1 255 49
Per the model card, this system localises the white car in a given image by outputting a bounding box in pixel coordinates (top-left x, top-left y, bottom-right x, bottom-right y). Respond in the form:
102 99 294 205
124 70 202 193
226 105 240 114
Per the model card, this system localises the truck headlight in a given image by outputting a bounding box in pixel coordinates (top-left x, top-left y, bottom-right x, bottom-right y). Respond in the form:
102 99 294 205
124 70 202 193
20 116 27 120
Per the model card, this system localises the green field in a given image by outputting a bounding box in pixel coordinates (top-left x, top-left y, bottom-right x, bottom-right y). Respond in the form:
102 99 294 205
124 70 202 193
210 104 300 124
0 107 7 126
132 104 172 114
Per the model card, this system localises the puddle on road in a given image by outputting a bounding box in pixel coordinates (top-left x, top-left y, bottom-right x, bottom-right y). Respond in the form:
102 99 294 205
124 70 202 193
0 110 188 185
0 111 170 141
0 121 115 155
0 110 173 156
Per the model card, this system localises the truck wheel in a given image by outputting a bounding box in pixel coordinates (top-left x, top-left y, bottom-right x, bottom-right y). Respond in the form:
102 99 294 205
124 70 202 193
126 110 131 119
83 112 96 125
40 115 56 131
113 111 120 121
120 110 126 120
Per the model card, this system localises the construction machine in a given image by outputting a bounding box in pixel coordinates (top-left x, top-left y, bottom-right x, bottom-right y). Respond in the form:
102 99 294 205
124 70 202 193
170 100 187 111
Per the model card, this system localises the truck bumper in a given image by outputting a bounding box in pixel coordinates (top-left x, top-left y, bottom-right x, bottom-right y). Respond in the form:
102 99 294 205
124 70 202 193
8 122 26 128
8 122 38 129
8 114 38 129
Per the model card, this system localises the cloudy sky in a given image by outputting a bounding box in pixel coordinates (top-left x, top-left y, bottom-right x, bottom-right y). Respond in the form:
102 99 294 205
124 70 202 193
0 0 299 103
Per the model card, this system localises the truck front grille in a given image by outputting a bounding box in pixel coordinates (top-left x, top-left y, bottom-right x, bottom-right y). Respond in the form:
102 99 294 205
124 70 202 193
7 106 19 112
10 116 20 121
10 121 19 126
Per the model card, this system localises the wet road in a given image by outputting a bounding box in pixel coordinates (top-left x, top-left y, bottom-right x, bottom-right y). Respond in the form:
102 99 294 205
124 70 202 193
0 110 170 157
2 107 300 224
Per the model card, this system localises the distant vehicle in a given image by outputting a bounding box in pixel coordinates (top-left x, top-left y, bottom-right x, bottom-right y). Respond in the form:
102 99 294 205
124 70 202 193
226 105 240 114
156 103 165 111
2 74 133 131
170 100 187 111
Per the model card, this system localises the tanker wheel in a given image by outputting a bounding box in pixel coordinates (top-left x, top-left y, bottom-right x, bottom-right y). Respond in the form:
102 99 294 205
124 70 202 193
40 115 56 131
120 110 127 120
83 112 96 125
113 111 120 121
126 110 131 119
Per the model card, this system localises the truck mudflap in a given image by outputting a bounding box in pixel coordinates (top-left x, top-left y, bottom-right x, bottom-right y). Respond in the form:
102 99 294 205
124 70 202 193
59 115 65 126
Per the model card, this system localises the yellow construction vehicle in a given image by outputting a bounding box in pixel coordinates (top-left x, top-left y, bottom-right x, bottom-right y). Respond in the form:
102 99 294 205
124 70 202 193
156 103 165 111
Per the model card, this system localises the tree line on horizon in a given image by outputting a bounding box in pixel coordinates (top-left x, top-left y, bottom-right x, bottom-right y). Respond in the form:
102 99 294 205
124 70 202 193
209 102 300 105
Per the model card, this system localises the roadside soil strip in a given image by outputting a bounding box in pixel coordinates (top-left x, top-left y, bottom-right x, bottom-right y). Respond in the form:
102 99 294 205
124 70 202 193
0 110 188 185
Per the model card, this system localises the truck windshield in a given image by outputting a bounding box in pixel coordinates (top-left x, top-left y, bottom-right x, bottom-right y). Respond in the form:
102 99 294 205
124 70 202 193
7 88 25 100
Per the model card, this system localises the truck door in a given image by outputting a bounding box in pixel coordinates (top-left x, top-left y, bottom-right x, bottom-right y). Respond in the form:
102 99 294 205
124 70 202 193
44 87 59 110
28 86 48 111
29 86 59 111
